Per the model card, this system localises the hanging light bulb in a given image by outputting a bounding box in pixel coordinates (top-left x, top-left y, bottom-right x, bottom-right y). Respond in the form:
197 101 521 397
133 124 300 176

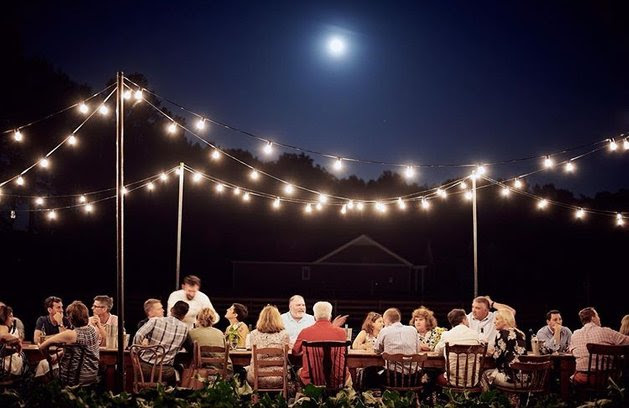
272 197 281 209
242 192 251 202
34 197 45 206
84 203 94 213
374 201 387 213
513 179 523 189
123 90 132 100
167 122 178 134
609 139 618 151
175 167 182 176
476 165 487 175
192 172 203 183
340 204 347 215
195 118 206 130
404 166 415 179
347 200 354 210
16 176 25 186
316 202 323 211
421 198 430 210
318 194 328 204
544 156 554 169
356 201 365 211
67 134 78 146
305 203 313 214
215 183 225 193
501 187 511 197
537 199 549 209
39 158 50 168
333 157 343 171
623 137 629 151
13 130 23 142
98 105 109 116
437 188 447 199
575 208 585 220
397 198 406 210
249 169 259 180
78 103 89 114
160 172 168 182
464 191 473 201
232 187 241 196
459 181 468 190
120 186 128 195
47 210 57 220
147 182 155 191
564 162 576 173
616 213 625 227
79 195 87 203
284 184 294 195
134 89 143 101
263 141 273 155
211 149 221 160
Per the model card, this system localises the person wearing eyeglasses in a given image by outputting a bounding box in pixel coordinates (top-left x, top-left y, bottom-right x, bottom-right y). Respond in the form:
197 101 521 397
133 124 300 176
89 295 118 346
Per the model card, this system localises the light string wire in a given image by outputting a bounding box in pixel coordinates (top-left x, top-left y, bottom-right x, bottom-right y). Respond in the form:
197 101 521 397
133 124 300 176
124 77 626 170
0 87 118 188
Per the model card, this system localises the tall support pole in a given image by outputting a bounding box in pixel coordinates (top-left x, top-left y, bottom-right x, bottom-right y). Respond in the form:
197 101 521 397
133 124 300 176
175 162 185 289
115 72 125 391
472 175 479 298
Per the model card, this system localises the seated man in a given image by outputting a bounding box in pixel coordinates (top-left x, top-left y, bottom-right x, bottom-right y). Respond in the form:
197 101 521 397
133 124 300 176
434 309 481 387
34 296 72 344
292 301 347 386
89 295 119 346
281 295 315 347
467 296 516 345
133 300 190 383
570 307 629 384
536 309 572 354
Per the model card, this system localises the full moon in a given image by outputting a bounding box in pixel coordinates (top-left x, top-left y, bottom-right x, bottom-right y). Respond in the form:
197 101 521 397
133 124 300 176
327 36 346 57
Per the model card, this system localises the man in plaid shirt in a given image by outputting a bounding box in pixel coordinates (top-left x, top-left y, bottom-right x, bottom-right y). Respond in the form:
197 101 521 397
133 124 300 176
569 307 629 383
134 301 190 383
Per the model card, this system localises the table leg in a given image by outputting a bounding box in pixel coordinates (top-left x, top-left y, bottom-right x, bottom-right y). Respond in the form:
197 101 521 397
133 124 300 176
559 358 575 400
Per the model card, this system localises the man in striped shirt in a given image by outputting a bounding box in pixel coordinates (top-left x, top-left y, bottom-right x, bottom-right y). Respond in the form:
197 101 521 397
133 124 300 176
134 300 189 383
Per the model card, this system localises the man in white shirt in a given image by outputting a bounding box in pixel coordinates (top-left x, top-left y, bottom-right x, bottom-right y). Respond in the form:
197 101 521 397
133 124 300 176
435 309 481 387
375 308 420 355
466 296 516 344
167 275 218 329
280 295 315 346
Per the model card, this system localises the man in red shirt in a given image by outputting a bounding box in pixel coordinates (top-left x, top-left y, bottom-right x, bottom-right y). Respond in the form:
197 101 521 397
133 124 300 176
292 301 348 385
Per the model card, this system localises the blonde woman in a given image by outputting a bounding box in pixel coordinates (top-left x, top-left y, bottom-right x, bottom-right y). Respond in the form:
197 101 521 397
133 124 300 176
246 305 290 388
481 309 526 390
186 307 232 377
352 312 383 351
410 306 446 351
620 315 629 335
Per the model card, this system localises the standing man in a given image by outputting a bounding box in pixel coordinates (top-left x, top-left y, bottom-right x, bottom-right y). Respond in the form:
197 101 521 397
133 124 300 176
467 296 516 344
281 295 315 346
33 296 72 344
536 310 572 354
167 275 218 329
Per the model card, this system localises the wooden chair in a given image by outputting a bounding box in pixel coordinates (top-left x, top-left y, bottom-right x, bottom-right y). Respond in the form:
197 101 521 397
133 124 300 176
0 339 22 387
494 360 553 403
252 344 289 398
302 340 350 394
129 344 166 392
44 342 93 387
576 343 629 395
382 353 428 396
443 343 487 393
186 342 230 388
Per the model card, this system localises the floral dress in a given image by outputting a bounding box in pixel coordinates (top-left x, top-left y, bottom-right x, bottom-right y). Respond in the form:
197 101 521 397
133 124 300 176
246 330 290 388
492 328 526 381
418 327 446 351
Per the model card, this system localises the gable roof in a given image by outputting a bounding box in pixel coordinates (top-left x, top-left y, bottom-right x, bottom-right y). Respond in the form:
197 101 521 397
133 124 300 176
313 234 415 267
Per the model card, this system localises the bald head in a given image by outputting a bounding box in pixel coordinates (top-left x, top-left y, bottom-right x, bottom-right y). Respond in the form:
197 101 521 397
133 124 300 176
288 295 307 320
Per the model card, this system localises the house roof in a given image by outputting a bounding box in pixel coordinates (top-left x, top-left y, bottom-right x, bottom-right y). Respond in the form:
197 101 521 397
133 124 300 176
313 234 415 267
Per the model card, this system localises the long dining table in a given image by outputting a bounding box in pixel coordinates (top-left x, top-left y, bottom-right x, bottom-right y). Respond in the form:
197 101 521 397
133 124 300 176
22 344 575 399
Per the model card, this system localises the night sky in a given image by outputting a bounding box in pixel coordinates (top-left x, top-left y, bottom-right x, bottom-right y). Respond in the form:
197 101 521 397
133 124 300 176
11 1 629 194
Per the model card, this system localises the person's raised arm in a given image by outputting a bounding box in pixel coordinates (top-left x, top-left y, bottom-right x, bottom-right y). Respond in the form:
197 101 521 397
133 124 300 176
485 296 516 316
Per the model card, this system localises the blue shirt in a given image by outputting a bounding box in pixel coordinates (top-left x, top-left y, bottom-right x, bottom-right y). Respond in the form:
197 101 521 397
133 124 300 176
280 312 315 344
536 325 572 353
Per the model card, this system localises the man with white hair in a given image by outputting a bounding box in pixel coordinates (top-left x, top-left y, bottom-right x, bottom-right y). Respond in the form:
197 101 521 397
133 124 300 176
292 301 348 385
281 295 315 346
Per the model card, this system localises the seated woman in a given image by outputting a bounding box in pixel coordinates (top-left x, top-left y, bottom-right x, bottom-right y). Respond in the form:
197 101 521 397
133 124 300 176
224 303 249 349
410 306 446 351
352 312 383 351
481 309 527 390
39 301 100 386
186 307 233 376
0 304 26 376
246 305 290 389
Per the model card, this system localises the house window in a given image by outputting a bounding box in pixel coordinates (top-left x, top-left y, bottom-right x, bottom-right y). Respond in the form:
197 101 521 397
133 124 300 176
301 266 311 281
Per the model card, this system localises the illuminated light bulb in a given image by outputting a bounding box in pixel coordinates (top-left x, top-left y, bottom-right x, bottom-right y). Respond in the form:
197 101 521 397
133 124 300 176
123 90 132 100
192 172 203 183
195 118 206 130
623 138 629 151
616 213 624 227
211 149 221 160
167 122 177 134
470 172 479 181
437 188 447 199
14 130 23 142
16 176 25 186
242 192 251 202
175 167 182 175
147 182 155 191
249 169 259 180
305 203 313 214
543 156 554 169
340 205 347 215
575 208 585 220
316 202 323 211
215 183 225 193
160 172 168 182
397 198 406 210
513 179 523 189
609 139 618 151
68 134 78 146
39 158 50 168
120 186 128 195
537 199 549 209
272 197 281 209
476 165 487 175
564 162 575 173
233 187 241 196
459 182 468 190
78 103 89 114
421 198 430 210
34 197 45 206
134 89 143 101
47 210 57 220
263 141 273 155
84 203 94 213
79 195 87 203
374 202 387 213
501 187 511 197
333 158 343 171
318 194 328 204
464 191 473 201
404 166 415 179
356 202 365 211
284 184 294 195
98 105 109 116
347 200 354 210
